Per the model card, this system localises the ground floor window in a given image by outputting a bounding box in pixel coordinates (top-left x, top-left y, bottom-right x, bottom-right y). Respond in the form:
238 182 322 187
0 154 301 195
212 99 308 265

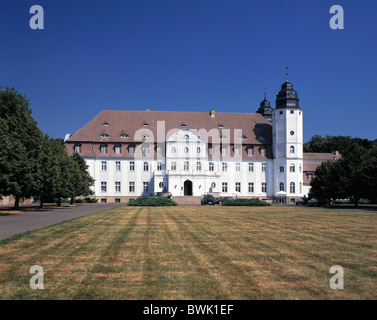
101 198 107 203
129 182 135 193
101 182 107 192
222 182 228 193
115 198 121 203
248 182 254 193
261 182 267 193
143 182 149 192
235 182 241 193
115 181 121 192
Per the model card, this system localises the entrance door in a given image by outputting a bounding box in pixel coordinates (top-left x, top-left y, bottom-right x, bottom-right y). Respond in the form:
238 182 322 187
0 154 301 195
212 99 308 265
184 180 193 196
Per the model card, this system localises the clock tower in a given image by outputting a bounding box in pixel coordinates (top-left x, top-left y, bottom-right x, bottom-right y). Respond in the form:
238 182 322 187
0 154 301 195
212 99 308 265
272 80 304 203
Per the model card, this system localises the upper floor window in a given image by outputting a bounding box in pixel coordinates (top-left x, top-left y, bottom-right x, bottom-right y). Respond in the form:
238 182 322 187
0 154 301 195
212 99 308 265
101 133 109 138
157 146 163 155
157 162 162 171
249 163 254 172
260 148 266 156
184 161 189 171
262 163 267 172
184 147 189 154
209 162 214 171
208 147 213 156
222 162 227 172
129 161 135 171
280 166 285 173
196 162 202 171
100 145 108 154
290 146 295 154
142 146 149 156
74 144 81 154
279 182 285 192
101 161 107 171
290 164 295 172
221 147 228 156
129 146 135 155
115 161 121 171
143 162 149 171
172 147 177 154
247 148 253 156
115 145 121 155
236 163 241 172
234 147 241 156
171 161 177 171
197 147 201 154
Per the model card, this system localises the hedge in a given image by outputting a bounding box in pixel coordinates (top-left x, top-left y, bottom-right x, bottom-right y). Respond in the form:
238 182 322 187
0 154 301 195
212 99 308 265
128 196 178 207
221 198 271 206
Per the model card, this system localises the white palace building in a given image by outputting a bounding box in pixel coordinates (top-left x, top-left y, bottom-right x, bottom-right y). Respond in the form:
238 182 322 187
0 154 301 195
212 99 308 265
65 79 339 204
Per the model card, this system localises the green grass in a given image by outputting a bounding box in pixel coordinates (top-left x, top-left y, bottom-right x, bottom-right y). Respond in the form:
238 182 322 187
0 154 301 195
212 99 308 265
0 206 376 300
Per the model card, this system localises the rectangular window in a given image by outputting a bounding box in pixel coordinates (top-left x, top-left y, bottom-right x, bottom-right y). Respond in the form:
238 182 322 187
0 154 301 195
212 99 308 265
75 145 81 153
222 147 228 156
157 162 162 171
129 146 135 155
115 198 121 203
101 161 107 171
249 163 254 172
260 148 266 156
129 161 135 171
280 166 284 173
184 161 189 171
101 181 107 192
236 163 241 172
142 146 149 156
171 161 177 171
143 182 148 192
116 161 121 171
209 162 214 171
208 147 213 156
262 182 267 193
235 182 241 193
115 181 121 192
101 145 107 154
222 162 227 172
248 182 254 193
234 147 241 156
222 182 228 193
262 163 267 172
157 146 163 155
129 182 135 193
115 146 121 154
247 148 253 156
101 198 107 203
196 162 202 171
143 162 149 171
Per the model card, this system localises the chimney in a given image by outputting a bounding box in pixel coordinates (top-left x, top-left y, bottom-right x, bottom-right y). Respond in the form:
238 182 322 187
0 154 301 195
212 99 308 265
210 109 215 117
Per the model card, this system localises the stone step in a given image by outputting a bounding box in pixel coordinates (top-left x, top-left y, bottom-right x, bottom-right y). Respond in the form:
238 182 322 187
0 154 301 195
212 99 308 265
173 196 201 205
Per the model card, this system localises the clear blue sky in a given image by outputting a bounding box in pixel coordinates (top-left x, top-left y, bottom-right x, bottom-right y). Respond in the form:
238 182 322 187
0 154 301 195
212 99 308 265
1 0 376 142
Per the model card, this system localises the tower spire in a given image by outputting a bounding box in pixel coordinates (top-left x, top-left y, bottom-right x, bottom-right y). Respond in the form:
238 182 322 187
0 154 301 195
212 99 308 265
285 66 289 82
264 88 267 100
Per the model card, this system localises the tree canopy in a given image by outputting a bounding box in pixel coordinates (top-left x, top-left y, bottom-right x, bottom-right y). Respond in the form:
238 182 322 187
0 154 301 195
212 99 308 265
0 86 93 208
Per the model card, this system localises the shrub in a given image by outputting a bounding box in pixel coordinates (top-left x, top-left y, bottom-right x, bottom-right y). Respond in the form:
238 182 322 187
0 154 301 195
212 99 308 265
221 198 271 206
84 197 98 203
128 196 177 207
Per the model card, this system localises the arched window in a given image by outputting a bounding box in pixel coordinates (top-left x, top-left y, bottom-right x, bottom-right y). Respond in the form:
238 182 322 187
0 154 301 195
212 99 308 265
171 147 177 154
184 147 189 154
290 164 295 172
279 182 285 192
197 147 201 154
290 146 295 153
290 182 295 193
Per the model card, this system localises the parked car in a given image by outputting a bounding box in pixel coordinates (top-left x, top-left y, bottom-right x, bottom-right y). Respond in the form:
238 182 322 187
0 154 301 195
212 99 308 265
201 194 216 205
307 198 329 207
217 197 234 204
296 197 308 206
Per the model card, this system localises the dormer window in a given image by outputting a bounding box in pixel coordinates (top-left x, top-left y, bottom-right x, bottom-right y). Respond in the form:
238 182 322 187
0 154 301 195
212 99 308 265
100 145 108 154
114 145 121 155
102 122 109 126
120 133 129 138
260 148 266 156
183 134 190 140
240 135 248 140
247 148 253 156
218 124 224 128
142 122 149 127
74 144 81 154
101 133 109 138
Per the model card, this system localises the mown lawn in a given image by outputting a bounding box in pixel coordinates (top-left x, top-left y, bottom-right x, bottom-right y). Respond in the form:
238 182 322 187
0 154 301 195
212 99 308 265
0 205 376 300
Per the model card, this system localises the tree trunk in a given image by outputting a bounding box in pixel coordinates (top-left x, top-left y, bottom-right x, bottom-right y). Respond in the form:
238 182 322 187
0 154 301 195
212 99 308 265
354 198 359 207
70 197 74 205
13 196 20 210
40 199 44 208
57 197 61 207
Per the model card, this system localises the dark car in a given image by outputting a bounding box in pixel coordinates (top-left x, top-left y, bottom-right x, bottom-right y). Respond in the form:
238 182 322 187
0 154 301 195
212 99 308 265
217 197 234 204
201 194 216 205
307 198 329 207
296 197 308 206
